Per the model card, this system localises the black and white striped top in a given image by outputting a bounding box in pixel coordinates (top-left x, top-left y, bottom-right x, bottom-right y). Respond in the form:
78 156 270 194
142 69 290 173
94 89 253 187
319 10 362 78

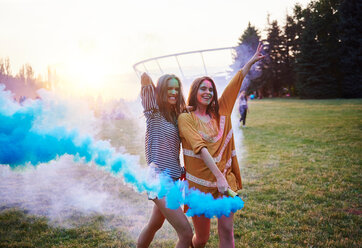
141 84 181 179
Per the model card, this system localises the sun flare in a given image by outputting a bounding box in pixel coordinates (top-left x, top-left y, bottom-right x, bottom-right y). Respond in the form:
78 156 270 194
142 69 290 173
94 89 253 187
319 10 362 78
66 59 107 92
55 42 113 98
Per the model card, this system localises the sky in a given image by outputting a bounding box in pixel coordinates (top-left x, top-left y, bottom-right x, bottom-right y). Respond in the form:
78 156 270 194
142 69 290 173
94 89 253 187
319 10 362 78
0 0 310 100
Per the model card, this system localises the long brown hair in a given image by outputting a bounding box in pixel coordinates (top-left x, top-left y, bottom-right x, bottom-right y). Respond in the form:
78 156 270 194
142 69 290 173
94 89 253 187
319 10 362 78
187 76 220 121
155 74 186 124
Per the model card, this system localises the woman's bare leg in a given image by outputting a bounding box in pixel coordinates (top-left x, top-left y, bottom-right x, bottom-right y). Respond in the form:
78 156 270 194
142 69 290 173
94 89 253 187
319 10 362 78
153 198 193 248
217 213 235 248
137 204 165 248
191 215 211 248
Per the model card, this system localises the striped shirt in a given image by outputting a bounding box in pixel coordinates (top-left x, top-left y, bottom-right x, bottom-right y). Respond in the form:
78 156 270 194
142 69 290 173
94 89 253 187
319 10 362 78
141 84 181 179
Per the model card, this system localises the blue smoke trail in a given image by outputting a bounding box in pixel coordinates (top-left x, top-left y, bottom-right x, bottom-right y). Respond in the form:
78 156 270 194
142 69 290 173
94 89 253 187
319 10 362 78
0 85 243 218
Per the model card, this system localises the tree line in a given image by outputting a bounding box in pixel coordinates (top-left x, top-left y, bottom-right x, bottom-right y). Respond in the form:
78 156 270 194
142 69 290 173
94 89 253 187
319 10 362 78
231 0 361 99
0 58 55 100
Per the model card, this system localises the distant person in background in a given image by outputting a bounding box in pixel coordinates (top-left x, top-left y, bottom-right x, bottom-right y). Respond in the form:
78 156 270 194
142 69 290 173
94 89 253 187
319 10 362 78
19 96 27 105
238 91 248 127
137 73 192 248
178 43 265 248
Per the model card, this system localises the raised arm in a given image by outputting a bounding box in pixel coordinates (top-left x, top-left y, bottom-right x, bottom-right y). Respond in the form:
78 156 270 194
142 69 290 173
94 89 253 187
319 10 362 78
140 73 158 114
219 43 265 114
240 42 265 77
141 72 156 87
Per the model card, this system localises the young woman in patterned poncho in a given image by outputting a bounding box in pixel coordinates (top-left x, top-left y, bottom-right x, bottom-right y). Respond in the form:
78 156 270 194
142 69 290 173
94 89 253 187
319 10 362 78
178 43 265 248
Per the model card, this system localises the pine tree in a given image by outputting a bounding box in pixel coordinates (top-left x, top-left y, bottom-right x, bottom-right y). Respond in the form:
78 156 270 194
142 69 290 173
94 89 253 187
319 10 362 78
230 22 260 92
290 4 305 57
339 0 362 98
231 22 260 71
282 14 298 95
295 14 329 98
295 0 342 98
248 41 268 98
257 20 284 97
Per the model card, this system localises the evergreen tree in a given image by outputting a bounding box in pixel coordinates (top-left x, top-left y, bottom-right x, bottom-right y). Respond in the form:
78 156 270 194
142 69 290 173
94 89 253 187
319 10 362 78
339 0 362 98
295 12 329 98
233 0 360 99
290 4 305 57
295 0 342 98
258 20 284 96
282 14 298 95
230 22 260 92
248 41 269 98
231 22 260 71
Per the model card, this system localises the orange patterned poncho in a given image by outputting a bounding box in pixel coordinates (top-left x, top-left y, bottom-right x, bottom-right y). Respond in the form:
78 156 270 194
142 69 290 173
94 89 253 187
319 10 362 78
178 70 244 198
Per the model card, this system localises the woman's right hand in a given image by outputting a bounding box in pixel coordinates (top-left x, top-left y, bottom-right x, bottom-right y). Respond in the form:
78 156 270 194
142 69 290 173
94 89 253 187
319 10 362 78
199 148 230 194
141 72 153 86
216 175 229 194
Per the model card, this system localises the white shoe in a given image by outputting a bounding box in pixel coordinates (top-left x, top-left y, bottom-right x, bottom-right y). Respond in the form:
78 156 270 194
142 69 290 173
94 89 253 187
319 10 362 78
242 125 246 128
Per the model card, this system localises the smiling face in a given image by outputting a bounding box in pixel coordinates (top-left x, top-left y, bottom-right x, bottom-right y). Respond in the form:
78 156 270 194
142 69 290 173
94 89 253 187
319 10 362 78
196 80 214 107
167 78 179 105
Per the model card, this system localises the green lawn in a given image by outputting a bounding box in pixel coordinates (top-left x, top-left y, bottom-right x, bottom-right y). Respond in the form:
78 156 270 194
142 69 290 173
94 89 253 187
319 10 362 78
232 99 361 248
1 98 361 247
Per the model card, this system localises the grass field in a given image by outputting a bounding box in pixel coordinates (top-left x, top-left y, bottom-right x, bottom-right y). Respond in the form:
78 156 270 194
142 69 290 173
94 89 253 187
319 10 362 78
1 98 361 247
231 98 361 247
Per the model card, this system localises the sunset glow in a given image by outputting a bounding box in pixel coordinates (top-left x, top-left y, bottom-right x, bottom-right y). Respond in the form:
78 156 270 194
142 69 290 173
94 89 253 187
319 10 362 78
0 0 311 100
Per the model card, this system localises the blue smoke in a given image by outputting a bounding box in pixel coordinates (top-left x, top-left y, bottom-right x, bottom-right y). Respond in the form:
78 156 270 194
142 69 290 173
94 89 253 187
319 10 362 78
0 85 243 218
165 181 244 218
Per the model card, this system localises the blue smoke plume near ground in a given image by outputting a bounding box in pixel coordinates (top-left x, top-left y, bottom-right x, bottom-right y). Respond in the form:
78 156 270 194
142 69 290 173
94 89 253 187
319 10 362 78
0 85 243 218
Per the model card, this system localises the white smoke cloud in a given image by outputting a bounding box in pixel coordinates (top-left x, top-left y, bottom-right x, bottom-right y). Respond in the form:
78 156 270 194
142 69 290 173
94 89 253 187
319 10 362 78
0 155 176 239
0 70 247 239
32 88 102 137
0 85 175 239
231 43 263 92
